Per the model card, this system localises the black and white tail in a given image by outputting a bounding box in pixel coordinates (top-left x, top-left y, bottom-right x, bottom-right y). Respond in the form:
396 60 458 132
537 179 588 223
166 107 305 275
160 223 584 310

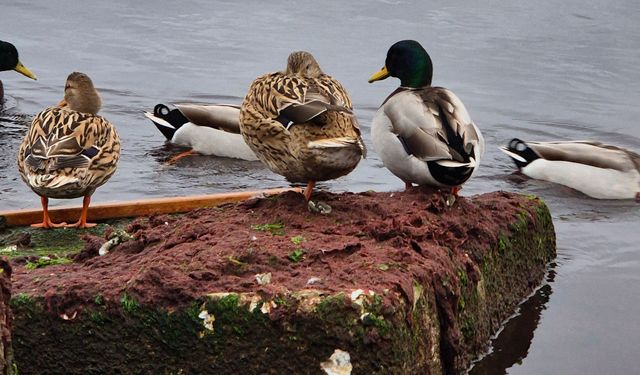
500 138 540 169
144 104 189 141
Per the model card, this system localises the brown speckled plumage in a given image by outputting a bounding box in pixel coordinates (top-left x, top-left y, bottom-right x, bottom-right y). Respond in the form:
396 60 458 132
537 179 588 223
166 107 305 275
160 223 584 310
240 51 365 184
16 72 120 228
17 106 120 198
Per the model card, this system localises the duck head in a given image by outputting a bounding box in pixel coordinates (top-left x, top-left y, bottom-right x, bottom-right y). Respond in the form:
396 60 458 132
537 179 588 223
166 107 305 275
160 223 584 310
58 72 102 115
285 51 324 78
368 40 433 88
0 40 37 80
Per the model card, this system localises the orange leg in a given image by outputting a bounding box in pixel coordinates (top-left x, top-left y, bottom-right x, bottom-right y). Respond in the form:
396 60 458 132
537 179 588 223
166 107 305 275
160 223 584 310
65 195 96 228
166 149 196 165
31 196 66 228
445 186 463 207
303 181 316 201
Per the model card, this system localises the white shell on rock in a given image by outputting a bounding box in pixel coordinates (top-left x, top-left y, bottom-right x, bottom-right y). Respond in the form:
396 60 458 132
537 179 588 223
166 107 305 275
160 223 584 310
320 349 352 375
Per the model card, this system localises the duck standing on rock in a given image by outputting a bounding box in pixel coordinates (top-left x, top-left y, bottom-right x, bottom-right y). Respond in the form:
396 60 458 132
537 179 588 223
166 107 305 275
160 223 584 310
501 138 640 201
17 72 121 228
0 40 37 106
239 51 366 202
368 40 484 199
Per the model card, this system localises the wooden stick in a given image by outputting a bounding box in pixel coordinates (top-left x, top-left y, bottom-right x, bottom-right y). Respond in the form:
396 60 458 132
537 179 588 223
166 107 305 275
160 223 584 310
0 187 300 228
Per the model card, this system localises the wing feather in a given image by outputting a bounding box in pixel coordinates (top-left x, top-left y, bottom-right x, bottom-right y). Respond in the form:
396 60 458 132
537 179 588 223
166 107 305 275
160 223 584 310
384 87 481 163
17 106 120 195
175 103 242 134
528 141 639 172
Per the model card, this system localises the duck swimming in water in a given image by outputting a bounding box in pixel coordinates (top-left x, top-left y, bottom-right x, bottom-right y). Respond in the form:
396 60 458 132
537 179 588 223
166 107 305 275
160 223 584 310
501 138 640 201
144 103 257 162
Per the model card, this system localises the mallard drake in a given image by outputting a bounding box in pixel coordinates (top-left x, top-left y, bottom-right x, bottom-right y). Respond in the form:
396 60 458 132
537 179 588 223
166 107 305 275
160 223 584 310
0 40 37 105
17 72 121 228
368 40 484 196
144 103 257 162
501 138 640 201
239 51 366 201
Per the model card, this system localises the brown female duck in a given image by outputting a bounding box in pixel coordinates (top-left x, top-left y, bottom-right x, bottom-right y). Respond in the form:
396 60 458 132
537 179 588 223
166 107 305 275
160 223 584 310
239 51 366 201
17 72 120 228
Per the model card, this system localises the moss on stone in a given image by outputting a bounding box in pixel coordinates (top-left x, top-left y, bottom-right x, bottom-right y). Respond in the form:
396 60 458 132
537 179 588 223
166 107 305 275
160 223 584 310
8 194 556 374
0 219 130 258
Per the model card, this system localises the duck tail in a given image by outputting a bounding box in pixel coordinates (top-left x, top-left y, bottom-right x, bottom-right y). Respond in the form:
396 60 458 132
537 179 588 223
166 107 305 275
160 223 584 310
27 173 81 191
499 138 538 169
434 156 478 168
307 137 359 149
144 104 189 141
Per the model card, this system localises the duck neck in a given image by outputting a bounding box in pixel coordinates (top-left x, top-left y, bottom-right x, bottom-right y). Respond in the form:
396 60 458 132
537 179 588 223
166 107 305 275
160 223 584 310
400 58 432 88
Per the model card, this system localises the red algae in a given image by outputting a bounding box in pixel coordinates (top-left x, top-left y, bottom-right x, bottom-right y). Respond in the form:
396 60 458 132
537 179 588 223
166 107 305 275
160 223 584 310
13 188 533 313
9 188 555 374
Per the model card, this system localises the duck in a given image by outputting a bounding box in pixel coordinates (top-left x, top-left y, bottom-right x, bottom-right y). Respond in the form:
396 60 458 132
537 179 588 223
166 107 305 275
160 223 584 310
500 138 640 201
368 40 484 197
144 103 257 162
239 51 366 201
0 40 37 106
17 72 121 228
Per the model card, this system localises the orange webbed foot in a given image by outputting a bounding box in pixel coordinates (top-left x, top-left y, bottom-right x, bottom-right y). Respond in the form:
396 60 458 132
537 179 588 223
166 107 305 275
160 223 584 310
31 220 67 229
64 221 97 229
165 149 197 165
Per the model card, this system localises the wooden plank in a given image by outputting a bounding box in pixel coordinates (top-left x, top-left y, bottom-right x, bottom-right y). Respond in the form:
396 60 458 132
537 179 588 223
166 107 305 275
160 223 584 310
0 187 300 227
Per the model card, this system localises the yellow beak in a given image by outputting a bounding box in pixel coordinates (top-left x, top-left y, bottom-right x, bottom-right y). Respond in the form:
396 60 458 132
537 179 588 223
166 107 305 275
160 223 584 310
14 61 37 80
368 66 390 83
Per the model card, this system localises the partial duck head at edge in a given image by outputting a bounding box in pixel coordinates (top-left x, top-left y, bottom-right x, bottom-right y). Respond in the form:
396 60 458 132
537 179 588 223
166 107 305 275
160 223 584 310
0 40 37 80
368 40 433 88
58 72 102 115
285 51 324 78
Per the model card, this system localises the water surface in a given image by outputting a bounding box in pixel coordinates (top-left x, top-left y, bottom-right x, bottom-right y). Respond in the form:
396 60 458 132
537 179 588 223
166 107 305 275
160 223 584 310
1 1 639 373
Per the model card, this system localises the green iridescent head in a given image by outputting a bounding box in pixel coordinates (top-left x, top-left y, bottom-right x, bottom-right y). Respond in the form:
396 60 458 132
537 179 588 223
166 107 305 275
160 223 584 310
368 40 432 88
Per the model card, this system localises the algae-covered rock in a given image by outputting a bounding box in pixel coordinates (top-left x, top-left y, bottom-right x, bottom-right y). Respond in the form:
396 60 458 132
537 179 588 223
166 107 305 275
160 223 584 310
0 259 13 375
9 189 555 374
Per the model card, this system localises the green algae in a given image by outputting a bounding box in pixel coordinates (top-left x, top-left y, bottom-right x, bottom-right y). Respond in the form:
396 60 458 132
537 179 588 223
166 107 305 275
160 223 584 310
290 235 305 245
10 282 443 374
287 249 305 262
24 255 72 269
457 198 555 365
120 292 141 315
250 222 285 235
0 219 131 258
8 194 557 375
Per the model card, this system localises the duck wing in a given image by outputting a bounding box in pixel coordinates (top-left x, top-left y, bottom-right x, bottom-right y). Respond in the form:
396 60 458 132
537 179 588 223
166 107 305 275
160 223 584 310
20 106 119 176
174 103 241 134
384 87 482 165
244 72 354 128
527 141 640 172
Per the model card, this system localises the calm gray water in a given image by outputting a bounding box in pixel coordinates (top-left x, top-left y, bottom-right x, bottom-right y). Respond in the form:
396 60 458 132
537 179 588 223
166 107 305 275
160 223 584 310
1 1 639 373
